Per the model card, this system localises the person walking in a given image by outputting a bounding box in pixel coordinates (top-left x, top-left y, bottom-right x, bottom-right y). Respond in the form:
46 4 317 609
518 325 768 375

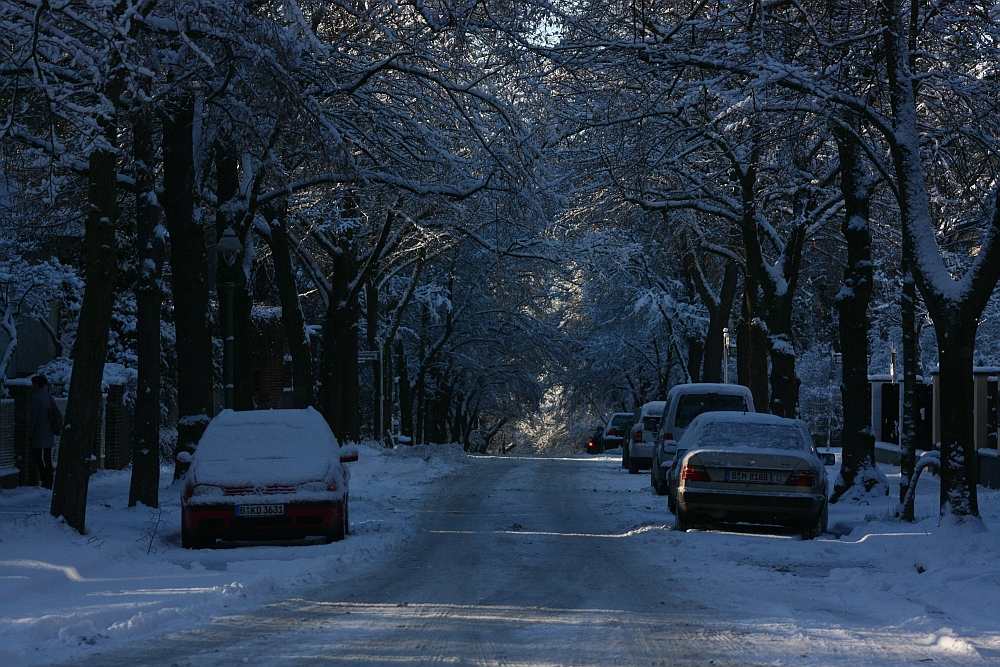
30 374 61 489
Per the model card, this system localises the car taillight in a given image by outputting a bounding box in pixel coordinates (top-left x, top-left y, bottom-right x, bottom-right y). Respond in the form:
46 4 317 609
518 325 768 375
680 464 709 482
786 471 817 487
327 481 338 492
632 431 642 443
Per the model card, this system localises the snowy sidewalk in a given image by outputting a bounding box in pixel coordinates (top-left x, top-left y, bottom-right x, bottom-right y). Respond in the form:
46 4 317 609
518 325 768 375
0 443 467 666
590 452 1000 664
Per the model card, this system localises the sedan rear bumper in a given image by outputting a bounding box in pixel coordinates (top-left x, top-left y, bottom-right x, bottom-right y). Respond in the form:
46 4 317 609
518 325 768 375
678 488 824 524
183 501 342 542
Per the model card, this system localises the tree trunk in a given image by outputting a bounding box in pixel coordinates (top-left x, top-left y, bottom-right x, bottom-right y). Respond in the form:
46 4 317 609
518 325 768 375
899 263 919 520
266 210 314 408
831 125 879 502
163 104 213 477
935 316 979 517
50 136 119 533
397 343 413 438
319 237 361 442
128 112 164 509
686 337 703 383
365 280 382 439
701 263 738 382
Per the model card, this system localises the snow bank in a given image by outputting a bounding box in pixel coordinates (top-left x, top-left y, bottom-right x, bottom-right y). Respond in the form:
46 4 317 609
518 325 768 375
592 453 1000 664
0 442 466 666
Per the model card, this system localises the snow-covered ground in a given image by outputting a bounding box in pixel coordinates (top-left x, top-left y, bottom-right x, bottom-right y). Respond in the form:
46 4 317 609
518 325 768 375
0 443 467 667
589 449 1000 663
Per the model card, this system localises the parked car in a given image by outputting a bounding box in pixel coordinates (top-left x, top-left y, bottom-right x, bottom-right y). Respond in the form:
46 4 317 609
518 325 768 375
181 408 358 548
671 411 829 539
624 401 667 474
602 412 635 454
652 383 755 495
584 425 604 455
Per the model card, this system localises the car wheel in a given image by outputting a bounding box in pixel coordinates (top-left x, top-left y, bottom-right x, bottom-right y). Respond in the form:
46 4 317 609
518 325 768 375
674 506 691 531
327 501 347 543
181 515 208 549
653 478 667 496
667 492 676 514
801 503 828 540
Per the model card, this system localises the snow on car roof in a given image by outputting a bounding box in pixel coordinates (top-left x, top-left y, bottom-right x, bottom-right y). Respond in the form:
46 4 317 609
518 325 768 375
666 383 752 397
687 411 800 427
640 401 667 415
197 408 340 462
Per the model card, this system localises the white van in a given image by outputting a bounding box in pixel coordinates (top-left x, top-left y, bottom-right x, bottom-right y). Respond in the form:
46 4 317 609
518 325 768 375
624 401 667 473
650 383 755 495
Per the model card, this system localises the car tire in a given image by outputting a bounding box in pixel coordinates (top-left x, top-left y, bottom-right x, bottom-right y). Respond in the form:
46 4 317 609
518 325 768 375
628 461 639 474
327 502 347 543
181 516 208 549
653 478 667 496
667 493 677 514
801 503 828 540
674 506 691 531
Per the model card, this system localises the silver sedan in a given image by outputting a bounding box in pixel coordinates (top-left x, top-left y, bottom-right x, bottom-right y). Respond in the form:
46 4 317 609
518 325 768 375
672 412 829 539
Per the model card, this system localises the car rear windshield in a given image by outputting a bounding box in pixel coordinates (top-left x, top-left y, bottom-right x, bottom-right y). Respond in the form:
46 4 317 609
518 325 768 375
675 394 747 427
642 416 661 431
697 423 806 450
610 414 634 429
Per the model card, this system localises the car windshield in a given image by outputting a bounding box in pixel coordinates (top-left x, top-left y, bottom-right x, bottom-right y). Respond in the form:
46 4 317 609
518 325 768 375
642 416 661 431
696 423 806 450
675 394 747 427
610 414 634 429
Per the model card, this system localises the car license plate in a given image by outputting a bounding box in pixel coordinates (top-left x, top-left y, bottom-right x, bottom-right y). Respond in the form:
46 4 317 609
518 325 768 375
236 504 285 517
727 470 773 483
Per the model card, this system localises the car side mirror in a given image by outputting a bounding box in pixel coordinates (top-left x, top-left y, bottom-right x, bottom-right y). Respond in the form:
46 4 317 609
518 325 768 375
340 449 359 464
820 452 836 466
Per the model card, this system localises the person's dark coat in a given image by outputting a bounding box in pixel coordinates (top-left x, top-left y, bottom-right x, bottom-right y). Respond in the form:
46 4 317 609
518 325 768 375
31 386 56 449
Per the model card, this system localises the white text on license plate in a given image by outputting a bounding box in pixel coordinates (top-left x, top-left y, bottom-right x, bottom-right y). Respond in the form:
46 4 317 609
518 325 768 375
728 470 773 483
237 504 285 517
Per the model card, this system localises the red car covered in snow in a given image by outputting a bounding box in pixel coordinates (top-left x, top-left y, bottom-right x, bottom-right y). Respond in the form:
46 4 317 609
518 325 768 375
181 408 357 548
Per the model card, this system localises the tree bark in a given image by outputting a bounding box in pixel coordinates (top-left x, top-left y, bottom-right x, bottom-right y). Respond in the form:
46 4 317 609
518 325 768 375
318 227 361 442
700 263 738 382
899 262 919 520
264 207 314 408
831 125 879 502
686 337 703 383
934 315 979 517
128 111 164 509
50 129 119 533
737 282 769 411
365 280 382 439
162 103 213 477
397 342 413 438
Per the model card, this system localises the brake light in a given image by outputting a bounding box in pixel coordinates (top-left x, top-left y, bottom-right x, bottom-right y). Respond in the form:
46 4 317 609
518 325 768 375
327 481 338 492
786 471 817 487
680 464 709 482
632 431 642 443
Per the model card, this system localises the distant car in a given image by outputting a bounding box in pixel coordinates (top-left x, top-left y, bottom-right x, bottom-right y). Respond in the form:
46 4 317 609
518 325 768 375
181 408 358 548
584 425 604 455
652 383 754 495
624 401 667 474
603 412 634 455
671 412 829 539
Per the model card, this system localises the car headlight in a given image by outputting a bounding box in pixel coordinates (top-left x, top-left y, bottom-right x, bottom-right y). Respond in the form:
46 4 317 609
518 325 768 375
192 484 223 497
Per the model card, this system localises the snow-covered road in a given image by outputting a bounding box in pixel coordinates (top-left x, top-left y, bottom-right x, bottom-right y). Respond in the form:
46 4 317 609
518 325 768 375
52 454 1000 666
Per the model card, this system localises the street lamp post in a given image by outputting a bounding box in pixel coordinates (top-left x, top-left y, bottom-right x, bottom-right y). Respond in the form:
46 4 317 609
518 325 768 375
218 226 243 410
722 327 731 384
